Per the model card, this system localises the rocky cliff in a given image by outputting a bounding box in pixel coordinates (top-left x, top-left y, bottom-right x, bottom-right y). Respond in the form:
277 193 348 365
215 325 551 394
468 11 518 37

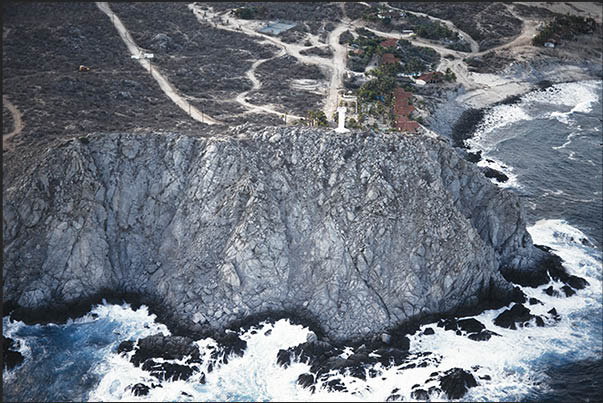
2 126 544 341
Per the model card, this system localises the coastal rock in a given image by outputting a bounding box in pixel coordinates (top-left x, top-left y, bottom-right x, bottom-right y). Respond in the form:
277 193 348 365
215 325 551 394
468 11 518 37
437 317 500 341
297 373 315 389
493 303 544 330
3 336 25 371
141 360 195 381
127 383 150 397
3 127 548 341
481 167 509 183
130 334 201 367
438 368 478 399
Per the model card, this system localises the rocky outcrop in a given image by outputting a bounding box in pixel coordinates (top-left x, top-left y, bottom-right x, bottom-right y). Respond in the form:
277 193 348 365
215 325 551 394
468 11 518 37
3 125 544 341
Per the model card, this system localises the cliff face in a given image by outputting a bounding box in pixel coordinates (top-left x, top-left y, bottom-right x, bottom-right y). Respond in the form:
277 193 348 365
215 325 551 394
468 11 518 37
3 126 540 340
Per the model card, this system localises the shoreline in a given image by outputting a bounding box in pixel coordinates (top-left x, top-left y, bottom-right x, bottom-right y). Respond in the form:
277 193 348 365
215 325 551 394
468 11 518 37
3 243 567 346
427 58 603 141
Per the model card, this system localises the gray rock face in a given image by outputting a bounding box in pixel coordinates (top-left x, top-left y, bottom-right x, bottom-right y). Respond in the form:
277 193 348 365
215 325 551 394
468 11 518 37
3 126 541 341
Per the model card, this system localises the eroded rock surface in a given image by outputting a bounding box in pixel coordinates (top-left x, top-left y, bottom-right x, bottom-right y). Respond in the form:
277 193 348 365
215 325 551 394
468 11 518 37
3 126 545 341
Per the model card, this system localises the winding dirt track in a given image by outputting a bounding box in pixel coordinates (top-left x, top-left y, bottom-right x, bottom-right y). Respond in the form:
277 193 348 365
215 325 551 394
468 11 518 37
190 4 351 121
3 96 24 151
383 2 480 53
98 2 546 127
96 2 221 125
234 47 302 120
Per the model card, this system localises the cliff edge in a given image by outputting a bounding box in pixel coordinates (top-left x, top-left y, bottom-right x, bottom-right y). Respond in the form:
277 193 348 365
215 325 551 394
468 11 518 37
3 126 544 341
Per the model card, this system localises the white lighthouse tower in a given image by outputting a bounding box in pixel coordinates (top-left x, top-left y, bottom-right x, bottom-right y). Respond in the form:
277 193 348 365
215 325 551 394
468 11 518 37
335 106 350 133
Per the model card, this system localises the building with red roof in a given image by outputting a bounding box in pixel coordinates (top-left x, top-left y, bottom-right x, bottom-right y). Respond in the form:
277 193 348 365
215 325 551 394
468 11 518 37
380 53 399 66
392 86 419 133
418 71 444 84
380 38 398 48
397 119 420 132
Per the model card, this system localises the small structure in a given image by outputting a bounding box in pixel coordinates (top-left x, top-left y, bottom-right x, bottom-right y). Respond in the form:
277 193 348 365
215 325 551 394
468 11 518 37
341 91 358 114
130 55 140 60
380 38 398 48
380 53 399 66
392 86 419 133
258 21 296 35
397 119 420 132
418 71 444 84
143 53 154 59
401 29 416 38
335 107 350 133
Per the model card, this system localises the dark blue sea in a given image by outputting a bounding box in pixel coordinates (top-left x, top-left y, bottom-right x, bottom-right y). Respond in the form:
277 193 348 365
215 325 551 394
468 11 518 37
3 80 602 402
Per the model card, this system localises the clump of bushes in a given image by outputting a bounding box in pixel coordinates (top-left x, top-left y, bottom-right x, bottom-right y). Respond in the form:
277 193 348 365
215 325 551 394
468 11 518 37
532 14 598 46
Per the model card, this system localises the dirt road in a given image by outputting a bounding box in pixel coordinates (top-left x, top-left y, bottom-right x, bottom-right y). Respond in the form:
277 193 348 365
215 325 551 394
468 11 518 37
383 3 480 53
325 22 353 120
3 96 24 151
234 47 304 121
190 4 351 120
96 2 221 125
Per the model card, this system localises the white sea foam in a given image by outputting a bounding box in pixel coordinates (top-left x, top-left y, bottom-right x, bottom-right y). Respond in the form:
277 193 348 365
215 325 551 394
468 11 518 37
470 80 600 148
82 218 602 402
475 157 521 189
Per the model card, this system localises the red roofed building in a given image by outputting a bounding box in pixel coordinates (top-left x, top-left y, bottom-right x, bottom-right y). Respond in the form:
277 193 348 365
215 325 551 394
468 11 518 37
380 38 398 48
380 53 399 66
392 86 419 133
397 119 420 132
394 102 415 117
393 87 412 101
418 71 444 84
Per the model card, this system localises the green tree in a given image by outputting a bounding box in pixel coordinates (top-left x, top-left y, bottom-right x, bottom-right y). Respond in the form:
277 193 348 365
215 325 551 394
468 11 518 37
444 67 456 82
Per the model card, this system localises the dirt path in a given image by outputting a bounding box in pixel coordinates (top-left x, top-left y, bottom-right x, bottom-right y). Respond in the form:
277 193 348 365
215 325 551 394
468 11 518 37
383 3 480 53
96 2 221 125
3 96 24 151
325 21 353 120
190 4 351 120
471 4 538 57
234 47 305 121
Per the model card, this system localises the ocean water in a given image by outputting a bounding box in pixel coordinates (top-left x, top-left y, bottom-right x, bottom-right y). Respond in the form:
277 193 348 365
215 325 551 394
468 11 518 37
3 80 602 402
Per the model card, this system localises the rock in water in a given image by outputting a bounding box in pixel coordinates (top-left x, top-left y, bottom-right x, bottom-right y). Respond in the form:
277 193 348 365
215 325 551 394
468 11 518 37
297 373 315 389
127 383 150 397
2 126 548 341
439 368 478 399
3 336 25 370
493 303 544 329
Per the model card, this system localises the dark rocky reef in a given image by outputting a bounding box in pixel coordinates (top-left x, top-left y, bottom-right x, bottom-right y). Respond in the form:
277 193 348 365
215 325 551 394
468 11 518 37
3 126 550 341
437 317 500 341
500 245 589 293
3 336 25 371
117 331 247 385
493 303 545 329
